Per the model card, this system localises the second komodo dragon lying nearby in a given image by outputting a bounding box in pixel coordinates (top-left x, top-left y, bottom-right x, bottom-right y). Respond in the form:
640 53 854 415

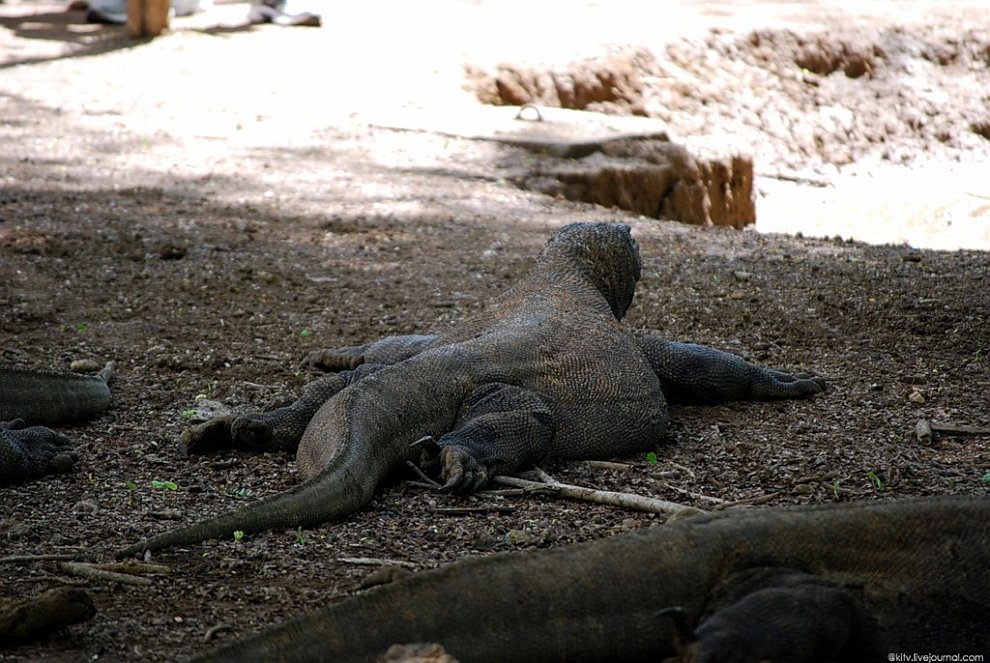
189 495 989 662
120 222 825 556
0 362 114 485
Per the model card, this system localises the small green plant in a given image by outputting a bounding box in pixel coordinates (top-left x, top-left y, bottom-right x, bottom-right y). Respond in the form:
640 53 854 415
831 478 843 500
126 481 137 491
233 530 244 541
74 322 87 333
300 328 312 338
646 451 658 465
181 408 198 418
295 527 307 545
226 486 256 500
152 479 178 491
866 471 885 492
982 472 990 486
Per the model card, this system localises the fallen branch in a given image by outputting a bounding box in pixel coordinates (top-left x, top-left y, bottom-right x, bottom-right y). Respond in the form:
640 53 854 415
58 562 153 586
713 491 781 510
337 557 418 569
581 460 632 471
931 422 990 436
0 553 92 564
493 474 703 517
658 482 726 505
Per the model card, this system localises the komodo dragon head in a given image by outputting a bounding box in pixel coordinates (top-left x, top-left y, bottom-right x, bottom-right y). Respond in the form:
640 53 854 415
536 222 642 320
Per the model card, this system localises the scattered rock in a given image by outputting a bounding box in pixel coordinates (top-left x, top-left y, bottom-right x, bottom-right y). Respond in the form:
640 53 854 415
377 643 458 663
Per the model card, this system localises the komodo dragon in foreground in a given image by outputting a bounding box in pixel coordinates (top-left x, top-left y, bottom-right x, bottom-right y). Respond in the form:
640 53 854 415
0 362 114 485
120 222 825 556
192 496 989 662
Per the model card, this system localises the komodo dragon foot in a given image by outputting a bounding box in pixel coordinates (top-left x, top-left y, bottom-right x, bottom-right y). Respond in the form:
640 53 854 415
660 567 869 663
0 420 79 484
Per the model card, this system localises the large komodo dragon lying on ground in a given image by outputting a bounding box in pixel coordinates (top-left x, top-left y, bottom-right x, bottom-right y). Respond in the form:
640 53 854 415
120 222 825 556
0 362 114 485
192 496 989 662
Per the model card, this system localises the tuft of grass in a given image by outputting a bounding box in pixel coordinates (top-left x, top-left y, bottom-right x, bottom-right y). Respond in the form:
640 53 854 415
865 471 885 492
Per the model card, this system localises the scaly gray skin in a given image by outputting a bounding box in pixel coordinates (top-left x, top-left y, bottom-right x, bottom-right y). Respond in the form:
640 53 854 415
119 223 824 557
191 496 989 662
0 362 114 485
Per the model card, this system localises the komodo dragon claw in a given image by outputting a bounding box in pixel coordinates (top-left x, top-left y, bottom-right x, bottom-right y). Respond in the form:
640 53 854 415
410 436 490 493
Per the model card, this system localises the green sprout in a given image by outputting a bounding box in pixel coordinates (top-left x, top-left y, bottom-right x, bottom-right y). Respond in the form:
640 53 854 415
233 530 244 541
646 451 659 465
152 479 178 491
866 471 885 492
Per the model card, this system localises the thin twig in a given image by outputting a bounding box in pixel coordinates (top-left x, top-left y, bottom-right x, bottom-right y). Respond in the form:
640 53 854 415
666 461 697 480
405 461 441 489
658 482 726 504
337 557 418 569
493 475 702 517
713 492 781 510
0 553 93 563
581 460 632 471
434 505 516 515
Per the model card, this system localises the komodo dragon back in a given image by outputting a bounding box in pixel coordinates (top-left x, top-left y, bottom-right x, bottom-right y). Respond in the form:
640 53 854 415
193 496 989 662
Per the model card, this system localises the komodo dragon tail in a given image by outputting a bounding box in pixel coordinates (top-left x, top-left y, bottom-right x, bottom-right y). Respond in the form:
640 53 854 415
0 362 115 426
190 496 989 663
116 435 397 558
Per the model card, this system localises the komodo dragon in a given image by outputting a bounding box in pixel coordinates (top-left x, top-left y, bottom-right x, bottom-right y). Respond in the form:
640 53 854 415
191 496 989 662
0 362 114 485
120 222 825 556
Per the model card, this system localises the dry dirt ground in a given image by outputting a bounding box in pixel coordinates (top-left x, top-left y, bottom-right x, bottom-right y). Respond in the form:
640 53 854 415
1 1 989 661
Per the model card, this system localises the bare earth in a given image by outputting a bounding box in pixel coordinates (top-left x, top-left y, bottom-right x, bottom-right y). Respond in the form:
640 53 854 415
1 1 989 660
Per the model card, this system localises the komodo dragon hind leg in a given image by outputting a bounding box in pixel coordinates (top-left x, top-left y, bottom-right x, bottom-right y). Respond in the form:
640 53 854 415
182 364 385 455
413 382 554 494
302 334 438 372
636 336 826 405
0 420 79 484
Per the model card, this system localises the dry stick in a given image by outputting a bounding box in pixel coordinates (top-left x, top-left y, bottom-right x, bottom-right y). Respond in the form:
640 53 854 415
337 557 418 569
0 553 93 563
931 422 990 436
659 482 726 505
713 491 781 510
434 505 516 515
493 475 703 517
406 461 441 489
59 562 153 586
581 460 632 471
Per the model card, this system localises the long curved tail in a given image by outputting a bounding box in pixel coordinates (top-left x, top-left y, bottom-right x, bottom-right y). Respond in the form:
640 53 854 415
116 445 388 558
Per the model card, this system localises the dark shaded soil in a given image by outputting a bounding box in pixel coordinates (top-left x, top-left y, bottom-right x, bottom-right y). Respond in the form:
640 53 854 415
1 1 988 661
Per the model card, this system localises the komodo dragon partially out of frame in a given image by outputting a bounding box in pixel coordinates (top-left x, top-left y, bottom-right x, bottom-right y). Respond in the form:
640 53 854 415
192 496 989 662
0 362 114 485
120 222 825 556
